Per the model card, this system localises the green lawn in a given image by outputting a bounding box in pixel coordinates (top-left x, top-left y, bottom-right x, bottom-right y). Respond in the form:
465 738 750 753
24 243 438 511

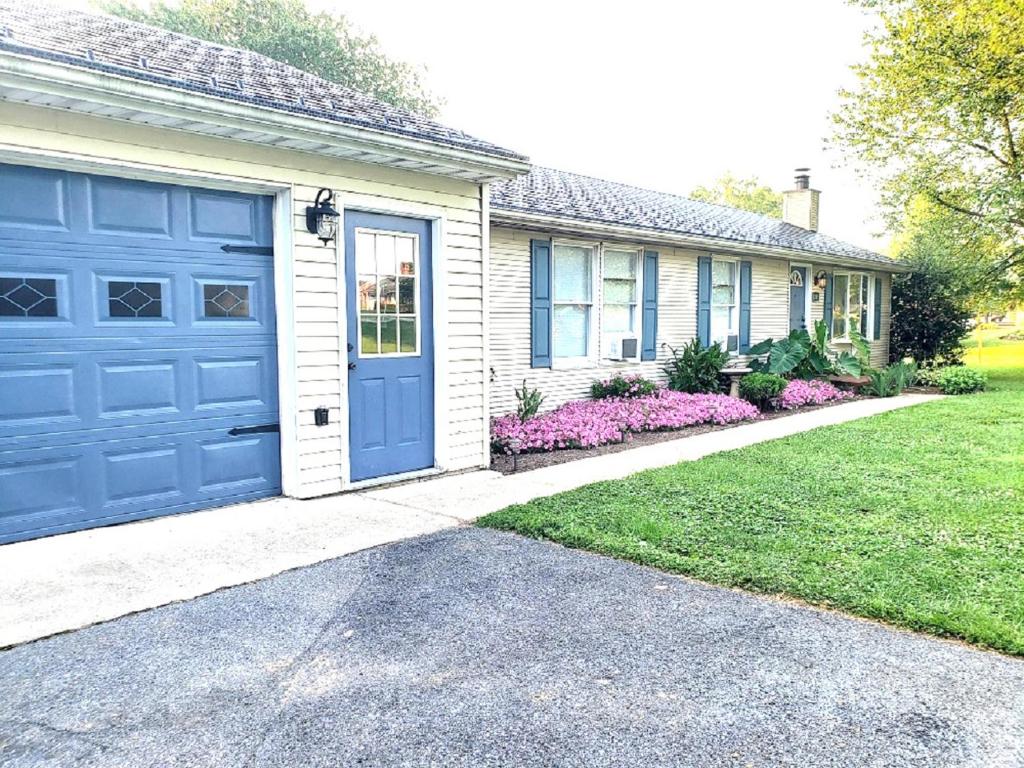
479 342 1024 655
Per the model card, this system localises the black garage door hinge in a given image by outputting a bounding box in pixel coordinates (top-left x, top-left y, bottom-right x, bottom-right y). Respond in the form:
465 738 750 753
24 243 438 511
228 423 280 436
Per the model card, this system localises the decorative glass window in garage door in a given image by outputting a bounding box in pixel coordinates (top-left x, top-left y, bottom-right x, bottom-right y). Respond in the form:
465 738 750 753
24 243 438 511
0 164 280 544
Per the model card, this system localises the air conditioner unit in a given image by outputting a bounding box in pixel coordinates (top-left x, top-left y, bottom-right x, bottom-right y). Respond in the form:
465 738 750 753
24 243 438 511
608 334 640 361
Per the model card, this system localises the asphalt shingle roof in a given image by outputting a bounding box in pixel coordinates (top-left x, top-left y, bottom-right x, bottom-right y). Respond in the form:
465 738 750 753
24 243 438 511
0 1 525 162
491 167 895 266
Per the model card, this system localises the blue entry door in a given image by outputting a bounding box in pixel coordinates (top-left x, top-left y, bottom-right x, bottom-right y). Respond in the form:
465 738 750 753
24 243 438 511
0 164 280 544
789 266 808 331
345 212 434 482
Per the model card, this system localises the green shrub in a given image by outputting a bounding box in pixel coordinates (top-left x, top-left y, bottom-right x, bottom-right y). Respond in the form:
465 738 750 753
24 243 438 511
914 366 944 387
590 373 657 400
862 360 918 397
738 372 788 410
663 339 729 393
934 366 987 395
514 379 544 420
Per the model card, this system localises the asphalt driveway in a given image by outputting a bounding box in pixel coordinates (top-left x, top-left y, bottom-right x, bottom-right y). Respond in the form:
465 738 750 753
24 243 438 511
1 528 1022 768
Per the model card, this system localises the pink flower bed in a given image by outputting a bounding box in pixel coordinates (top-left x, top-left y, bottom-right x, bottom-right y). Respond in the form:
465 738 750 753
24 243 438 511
492 390 759 454
778 379 852 410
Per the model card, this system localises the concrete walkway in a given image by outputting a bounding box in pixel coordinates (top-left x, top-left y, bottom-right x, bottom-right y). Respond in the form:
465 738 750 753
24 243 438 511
0 393 940 648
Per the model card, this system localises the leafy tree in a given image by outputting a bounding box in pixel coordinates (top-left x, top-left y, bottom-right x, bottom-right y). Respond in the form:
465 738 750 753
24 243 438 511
104 0 441 117
890 267 973 365
833 0 1024 283
690 173 783 217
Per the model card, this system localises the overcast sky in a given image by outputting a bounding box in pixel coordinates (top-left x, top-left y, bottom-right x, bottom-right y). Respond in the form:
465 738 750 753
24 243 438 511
325 0 887 251
61 0 887 251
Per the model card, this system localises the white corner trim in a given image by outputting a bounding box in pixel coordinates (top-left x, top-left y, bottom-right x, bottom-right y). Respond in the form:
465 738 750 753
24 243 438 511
273 188 300 497
480 182 491 469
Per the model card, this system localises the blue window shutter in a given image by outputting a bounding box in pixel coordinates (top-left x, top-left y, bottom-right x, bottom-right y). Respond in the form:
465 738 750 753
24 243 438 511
641 250 659 360
739 260 752 353
873 277 882 340
822 272 833 338
697 255 712 347
530 238 553 368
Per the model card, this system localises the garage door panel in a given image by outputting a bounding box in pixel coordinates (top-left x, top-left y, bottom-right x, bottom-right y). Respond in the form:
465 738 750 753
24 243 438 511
0 249 275 340
0 163 281 543
0 165 70 232
0 423 280 542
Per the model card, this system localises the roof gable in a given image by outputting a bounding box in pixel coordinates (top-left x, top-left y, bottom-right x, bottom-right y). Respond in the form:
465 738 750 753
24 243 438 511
0 1 525 163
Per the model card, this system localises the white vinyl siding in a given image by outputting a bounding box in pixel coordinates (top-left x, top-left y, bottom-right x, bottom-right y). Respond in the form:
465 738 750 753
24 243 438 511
0 101 488 498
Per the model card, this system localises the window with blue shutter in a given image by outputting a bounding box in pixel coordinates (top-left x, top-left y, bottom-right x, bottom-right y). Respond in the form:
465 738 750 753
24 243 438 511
697 255 711 347
739 260 752 353
530 239 553 368
641 250 658 360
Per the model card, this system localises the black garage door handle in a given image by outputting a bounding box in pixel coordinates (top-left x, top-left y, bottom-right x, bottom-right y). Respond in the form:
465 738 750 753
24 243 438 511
228 423 280 436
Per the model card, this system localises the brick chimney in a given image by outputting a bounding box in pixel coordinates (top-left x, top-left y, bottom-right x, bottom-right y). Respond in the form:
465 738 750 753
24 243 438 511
782 168 820 232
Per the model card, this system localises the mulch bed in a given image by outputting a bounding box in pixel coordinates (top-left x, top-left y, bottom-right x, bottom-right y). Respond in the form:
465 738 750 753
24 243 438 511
490 395 865 475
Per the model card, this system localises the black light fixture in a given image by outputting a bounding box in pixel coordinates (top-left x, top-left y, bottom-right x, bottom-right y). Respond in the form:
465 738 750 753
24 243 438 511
306 188 340 245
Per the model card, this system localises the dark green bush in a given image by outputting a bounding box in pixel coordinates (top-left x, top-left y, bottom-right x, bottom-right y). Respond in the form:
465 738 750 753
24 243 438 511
890 270 971 365
663 339 729 393
590 373 657 400
738 372 788 410
935 366 987 394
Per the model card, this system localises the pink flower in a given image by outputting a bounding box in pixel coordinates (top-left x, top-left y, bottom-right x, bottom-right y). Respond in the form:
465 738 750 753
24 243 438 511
778 379 852 410
492 389 759 454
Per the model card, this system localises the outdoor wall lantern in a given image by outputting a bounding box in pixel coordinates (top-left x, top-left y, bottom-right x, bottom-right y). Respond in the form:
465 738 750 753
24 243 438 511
813 269 829 290
306 188 340 245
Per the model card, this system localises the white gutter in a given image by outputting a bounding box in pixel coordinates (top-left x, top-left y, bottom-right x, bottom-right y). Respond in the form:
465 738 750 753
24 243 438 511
491 208 907 272
0 51 531 182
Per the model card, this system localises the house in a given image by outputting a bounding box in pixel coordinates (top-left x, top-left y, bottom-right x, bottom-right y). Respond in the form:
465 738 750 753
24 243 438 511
487 167 900 414
0 3 901 545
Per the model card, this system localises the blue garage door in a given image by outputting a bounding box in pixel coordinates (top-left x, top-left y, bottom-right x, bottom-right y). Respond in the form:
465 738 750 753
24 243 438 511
0 164 281 544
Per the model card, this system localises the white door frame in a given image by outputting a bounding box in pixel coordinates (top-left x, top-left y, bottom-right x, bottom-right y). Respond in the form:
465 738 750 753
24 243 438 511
333 194 450 490
0 146 301 497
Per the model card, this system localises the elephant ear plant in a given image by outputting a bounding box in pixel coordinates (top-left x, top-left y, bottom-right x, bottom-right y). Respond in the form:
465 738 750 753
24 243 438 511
749 320 869 379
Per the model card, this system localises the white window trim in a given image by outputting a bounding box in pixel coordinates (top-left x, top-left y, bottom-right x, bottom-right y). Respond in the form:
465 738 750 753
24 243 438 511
549 239 650 369
831 271 872 342
551 239 597 367
710 256 740 355
599 245 643 361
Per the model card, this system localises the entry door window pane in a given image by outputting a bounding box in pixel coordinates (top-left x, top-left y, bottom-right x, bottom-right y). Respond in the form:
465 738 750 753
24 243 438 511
357 231 419 355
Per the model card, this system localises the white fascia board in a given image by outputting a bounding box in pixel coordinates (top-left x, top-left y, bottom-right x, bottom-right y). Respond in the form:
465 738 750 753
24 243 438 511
0 52 530 182
490 209 908 272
